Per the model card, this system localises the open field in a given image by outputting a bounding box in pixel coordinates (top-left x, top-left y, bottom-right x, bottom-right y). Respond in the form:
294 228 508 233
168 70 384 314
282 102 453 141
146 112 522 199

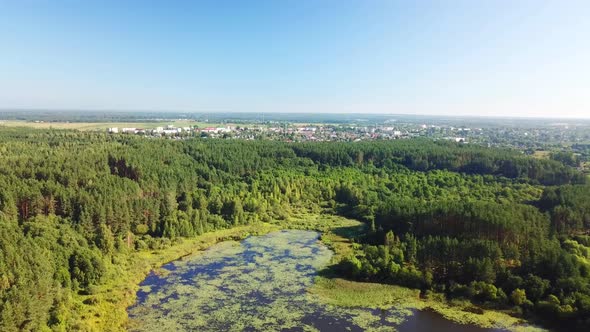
0 120 226 131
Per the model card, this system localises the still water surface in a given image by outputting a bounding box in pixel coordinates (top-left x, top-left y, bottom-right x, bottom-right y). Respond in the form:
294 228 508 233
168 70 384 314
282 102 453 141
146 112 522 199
128 230 501 331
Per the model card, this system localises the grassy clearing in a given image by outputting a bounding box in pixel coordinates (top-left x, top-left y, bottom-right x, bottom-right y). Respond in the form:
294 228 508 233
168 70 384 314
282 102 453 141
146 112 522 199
275 212 364 232
69 222 280 332
310 277 420 309
532 150 551 159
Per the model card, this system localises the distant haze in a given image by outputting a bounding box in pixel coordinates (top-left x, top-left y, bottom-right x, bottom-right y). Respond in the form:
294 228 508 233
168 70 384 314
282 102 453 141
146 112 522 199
1 1 589 118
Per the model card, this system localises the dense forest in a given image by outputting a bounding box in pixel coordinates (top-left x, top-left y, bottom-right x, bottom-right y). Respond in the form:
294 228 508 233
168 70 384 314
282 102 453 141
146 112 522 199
0 128 589 331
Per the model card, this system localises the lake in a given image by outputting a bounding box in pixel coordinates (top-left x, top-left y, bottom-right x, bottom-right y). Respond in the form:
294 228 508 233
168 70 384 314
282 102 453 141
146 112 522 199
128 230 502 331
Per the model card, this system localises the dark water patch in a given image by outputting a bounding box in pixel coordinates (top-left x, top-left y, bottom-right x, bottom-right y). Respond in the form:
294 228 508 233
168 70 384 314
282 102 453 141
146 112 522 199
161 262 177 271
399 309 505 332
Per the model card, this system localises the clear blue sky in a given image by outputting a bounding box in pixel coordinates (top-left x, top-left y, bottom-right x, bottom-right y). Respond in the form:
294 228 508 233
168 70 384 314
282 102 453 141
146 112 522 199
1 0 589 118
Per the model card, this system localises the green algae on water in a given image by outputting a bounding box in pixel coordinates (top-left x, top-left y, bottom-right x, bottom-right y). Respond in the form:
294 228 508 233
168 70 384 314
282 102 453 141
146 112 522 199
129 230 401 331
129 230 529 332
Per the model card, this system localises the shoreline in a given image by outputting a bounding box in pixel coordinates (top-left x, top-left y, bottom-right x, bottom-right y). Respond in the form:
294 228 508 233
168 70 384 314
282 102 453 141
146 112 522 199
313 222 546 332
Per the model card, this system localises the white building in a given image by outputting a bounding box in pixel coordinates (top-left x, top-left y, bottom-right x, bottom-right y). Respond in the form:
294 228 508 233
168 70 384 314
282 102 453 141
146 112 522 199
162 128 181 135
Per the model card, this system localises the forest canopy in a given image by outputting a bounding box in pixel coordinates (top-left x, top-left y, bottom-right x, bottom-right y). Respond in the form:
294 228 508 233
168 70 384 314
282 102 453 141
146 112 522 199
0 128 588 331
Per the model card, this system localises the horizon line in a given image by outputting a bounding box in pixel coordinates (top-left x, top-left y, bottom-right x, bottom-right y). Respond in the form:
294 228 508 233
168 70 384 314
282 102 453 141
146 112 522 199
1 107 590 121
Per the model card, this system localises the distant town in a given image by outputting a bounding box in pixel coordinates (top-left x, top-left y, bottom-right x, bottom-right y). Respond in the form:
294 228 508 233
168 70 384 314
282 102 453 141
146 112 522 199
1 111 589 175
106 121 470 143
